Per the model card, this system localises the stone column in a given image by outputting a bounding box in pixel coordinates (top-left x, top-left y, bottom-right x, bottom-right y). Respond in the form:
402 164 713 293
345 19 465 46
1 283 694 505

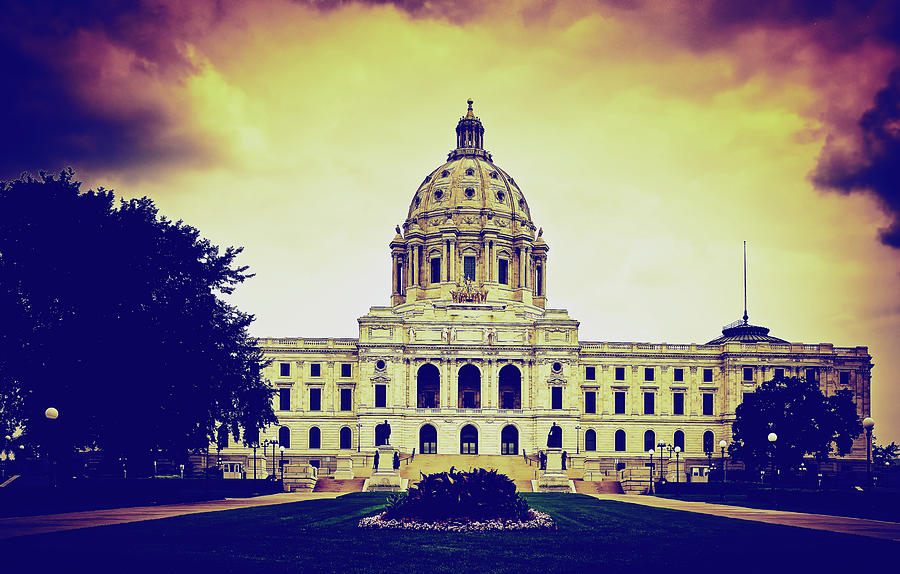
443 241 449 282
391 254 398 294
518 247 525 288
449 241 457 283
483 239 491 283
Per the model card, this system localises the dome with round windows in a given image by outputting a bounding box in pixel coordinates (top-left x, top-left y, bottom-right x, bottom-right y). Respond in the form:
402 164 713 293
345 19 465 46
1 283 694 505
403 100 535 236
390 100 548 309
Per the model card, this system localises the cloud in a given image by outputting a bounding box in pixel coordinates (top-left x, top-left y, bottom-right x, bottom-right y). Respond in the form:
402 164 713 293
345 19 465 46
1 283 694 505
813 68 900 247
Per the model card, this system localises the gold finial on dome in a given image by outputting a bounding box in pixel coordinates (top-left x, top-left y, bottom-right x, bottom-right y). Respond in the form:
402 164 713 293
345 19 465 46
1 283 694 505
466 98 475 118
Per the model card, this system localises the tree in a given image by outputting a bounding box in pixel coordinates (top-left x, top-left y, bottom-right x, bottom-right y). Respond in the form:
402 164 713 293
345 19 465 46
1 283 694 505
0 170 276 466
730 374 862 473
873 441 899 468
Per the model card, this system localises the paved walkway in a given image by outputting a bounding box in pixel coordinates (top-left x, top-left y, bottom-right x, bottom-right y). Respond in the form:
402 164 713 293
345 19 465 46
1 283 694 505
0 492 341 540
591 493 900 542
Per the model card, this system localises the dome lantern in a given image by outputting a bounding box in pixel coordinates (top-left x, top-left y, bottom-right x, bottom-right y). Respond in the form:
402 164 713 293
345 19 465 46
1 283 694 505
451 99 489 160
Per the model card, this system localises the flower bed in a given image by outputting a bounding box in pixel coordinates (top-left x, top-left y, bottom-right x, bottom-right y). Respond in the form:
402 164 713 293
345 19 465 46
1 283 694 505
358 508 556 531
358 467 557 531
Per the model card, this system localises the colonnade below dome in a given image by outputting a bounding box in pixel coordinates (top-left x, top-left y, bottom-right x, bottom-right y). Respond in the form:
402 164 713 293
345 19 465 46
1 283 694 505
389 234 548 307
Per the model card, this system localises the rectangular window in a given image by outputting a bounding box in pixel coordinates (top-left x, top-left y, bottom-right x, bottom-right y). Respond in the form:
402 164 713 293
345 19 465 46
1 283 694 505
431 257 441 284
279 388 290 411
536 266 543 295
280 362 290 377
310 363 321 377
673 392 684 415
551 387 563 410
464 256 476 281
703 368 713 383
673 368 684 382
585 391 596 414
743 367 753 382
375 384 386 408
775 368 785 379
840 371 851 385
644 392 655 415
703 393 714 415
309 388 321 411
614 391 626 414
585 366 596 380
742 392 751 404
499 259 508 285
615 367 625 381
806 368 817 382
644 367 654 382
340 388 352 411
396 262 403 293
341 363 352 378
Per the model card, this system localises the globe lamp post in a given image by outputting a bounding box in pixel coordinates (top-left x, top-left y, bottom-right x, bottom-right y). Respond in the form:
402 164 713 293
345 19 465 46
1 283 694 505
648 449 655 495
674 446 681 483
768 432 778 502
863 417 875 493
44 407 59 487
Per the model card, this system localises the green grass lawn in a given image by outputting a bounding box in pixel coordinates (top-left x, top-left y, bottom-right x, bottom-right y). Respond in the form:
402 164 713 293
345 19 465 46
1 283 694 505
1 493 893 573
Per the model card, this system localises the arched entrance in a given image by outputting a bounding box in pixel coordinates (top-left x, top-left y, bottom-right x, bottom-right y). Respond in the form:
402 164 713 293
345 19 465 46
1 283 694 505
500 425 518 455
585 429 597 451
339 426 352 450
703 430 715 454
417 363 440 408
458 364 481 408
460 424 478 454
419 424 437 454
498 364 521 409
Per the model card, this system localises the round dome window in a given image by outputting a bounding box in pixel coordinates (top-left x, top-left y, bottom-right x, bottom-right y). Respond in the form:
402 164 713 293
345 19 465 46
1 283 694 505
435 190 444 200
415 196 421 207
465 188 475 199
496 191 505 202
375 360 386 370
552 361 562 373
441 170 450 178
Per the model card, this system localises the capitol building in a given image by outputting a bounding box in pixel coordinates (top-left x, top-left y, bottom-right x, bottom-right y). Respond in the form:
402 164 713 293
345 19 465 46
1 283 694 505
219 102 873 484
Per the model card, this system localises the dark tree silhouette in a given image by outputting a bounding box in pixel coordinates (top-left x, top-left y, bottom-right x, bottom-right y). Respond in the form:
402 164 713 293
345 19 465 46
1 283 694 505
0 170 275 467
730 374 862 473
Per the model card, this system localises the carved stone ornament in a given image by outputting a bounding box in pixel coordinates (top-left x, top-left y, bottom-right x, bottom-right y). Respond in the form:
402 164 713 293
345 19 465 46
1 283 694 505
370 375 391 384
450 277 488 303
547 377 567 386
496 219 508 227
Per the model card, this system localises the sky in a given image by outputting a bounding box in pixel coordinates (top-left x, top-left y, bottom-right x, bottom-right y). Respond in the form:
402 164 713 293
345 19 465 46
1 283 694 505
3 0 899 444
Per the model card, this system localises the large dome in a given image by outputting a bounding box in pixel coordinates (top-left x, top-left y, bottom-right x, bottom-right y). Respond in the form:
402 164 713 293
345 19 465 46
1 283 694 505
402 100 535 237
388 100 548 309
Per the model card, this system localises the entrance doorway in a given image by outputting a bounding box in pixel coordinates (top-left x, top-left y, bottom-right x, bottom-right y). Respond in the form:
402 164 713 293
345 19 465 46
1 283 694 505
498 364 521 409
457 364 481 408
419 424 437 454
460 424 478 454
501 425 518 455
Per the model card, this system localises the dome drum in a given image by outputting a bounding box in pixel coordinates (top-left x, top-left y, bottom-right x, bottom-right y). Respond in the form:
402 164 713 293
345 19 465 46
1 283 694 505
390 101 547 309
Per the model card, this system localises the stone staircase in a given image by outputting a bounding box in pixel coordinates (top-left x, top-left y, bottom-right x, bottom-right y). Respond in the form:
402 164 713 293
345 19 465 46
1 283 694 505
401 454 539 492
312 477 366 493
572 479 624 495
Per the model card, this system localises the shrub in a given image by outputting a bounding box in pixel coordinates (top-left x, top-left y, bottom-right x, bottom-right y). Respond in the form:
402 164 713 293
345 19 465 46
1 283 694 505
382 467 530 522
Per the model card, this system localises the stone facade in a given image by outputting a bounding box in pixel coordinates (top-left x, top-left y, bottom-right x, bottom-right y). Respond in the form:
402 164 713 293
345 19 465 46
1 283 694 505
218 101 873 473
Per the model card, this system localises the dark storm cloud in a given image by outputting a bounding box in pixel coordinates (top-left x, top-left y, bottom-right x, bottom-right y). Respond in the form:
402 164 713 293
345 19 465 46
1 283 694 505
0 0 221 180
813 68 900 247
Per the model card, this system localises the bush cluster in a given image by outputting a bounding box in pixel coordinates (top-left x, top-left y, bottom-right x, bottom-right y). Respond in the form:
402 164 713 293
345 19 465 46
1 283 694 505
382 467 530 522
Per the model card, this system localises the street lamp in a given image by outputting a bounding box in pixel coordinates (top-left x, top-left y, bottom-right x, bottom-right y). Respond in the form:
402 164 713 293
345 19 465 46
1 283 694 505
863 417 875 493
575 425 581 455
279 445 285 481
648 449 655 495
674 446 681 483
251 442 258 480
45 407 59 487
768 432 778 496
657 440 668 482
719 440 728 484
357 422 362 453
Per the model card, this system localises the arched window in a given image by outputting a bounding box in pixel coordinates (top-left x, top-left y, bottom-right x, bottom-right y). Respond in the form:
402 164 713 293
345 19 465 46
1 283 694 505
498 364 521 409
614 429 626 452
417 363 440 408
644 430 656 453
585 429 597 451
703 430 715 454
278 426 291 449
465 168 475 176
458 364 481 408
339 426 352 450
308 427 321 449
674 430 685 451
460 424 478 454
501 425 518 455
420 424 437 454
